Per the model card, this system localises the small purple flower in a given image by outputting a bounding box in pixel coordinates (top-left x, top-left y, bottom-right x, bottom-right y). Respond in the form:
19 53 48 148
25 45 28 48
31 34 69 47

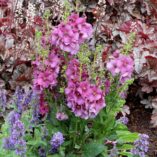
109 144 118 157
38 147 46 157
113 50 120 58
65 59 81 83
3 137 15 150
51 23 80 55
131 134 149 157
77 81 92 98
50 132 64 150
56 112 68 121
118 116 129 125
41 36 47 48
15 139 26 156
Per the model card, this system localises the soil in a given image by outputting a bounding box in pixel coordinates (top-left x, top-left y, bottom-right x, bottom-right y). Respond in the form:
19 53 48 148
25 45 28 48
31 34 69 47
127 83 157 157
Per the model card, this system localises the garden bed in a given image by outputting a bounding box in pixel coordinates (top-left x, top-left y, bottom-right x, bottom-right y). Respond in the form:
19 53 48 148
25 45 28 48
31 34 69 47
1 0 157 157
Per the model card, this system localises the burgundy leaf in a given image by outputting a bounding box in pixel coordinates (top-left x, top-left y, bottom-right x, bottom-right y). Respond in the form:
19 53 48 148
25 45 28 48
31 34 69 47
145 55 157 71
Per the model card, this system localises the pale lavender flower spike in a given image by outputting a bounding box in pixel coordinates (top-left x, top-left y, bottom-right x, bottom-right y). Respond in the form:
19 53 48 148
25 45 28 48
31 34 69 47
50 132 64 153
131 134 149 157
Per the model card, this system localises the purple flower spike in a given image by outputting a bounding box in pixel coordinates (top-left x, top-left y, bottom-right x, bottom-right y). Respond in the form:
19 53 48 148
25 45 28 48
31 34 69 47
4 112 26 156
15 139 26 156
131 134 149 157
50 132 64 150
7 111 21 127
3 137 15 150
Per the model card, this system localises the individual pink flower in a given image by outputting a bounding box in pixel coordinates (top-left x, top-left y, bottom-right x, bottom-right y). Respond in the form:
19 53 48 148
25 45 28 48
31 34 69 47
45 52 61 73
77 81 92 98
120 72 132 83
65 81 76 100
88 85 103 102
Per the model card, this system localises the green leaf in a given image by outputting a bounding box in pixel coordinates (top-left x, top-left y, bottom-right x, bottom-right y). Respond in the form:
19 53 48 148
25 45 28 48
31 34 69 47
116 130 139 143
115 123 128 130
27 140 47 147
119 151 134 157
35 31 42 40
82 143 106 157
118 144 134 150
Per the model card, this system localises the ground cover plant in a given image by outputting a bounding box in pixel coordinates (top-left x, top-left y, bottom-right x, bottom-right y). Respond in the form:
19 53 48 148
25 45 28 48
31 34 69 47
1 0 157 156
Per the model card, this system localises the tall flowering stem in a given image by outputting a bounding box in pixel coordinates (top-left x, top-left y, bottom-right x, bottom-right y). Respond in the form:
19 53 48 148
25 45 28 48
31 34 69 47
65 59 105 119
33 50 61 92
